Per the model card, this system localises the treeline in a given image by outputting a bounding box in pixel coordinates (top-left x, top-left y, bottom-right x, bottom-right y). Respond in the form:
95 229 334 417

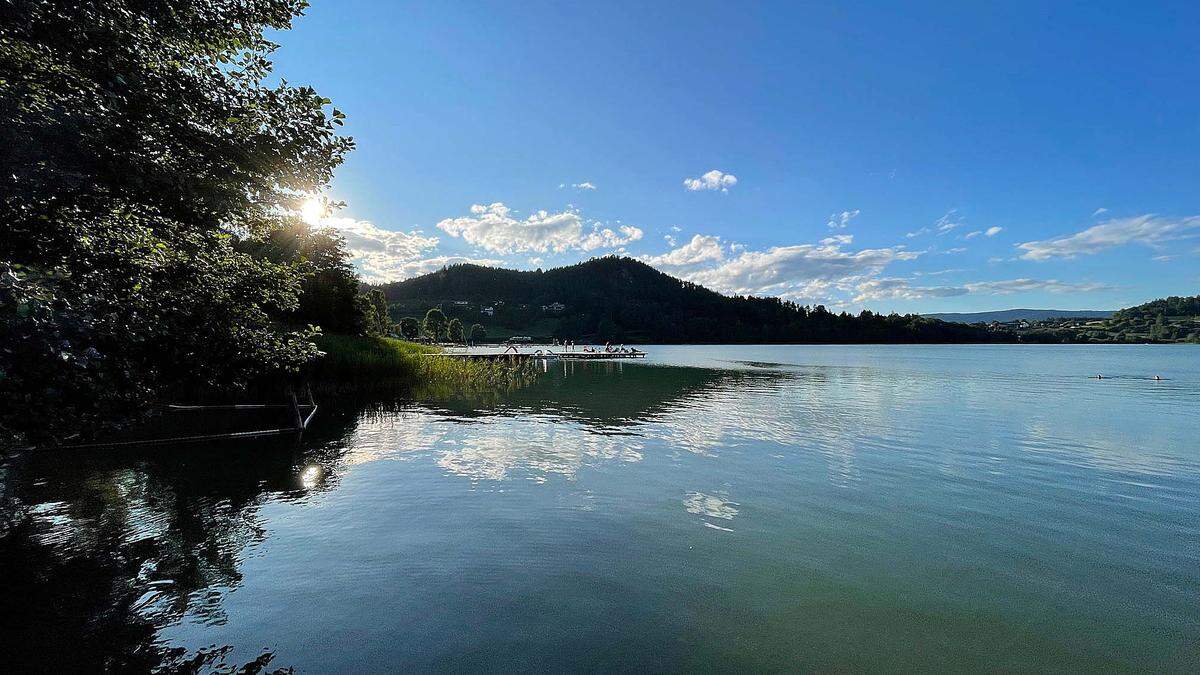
1113 295 1200 320
0 1 381 446
378 257 1009 344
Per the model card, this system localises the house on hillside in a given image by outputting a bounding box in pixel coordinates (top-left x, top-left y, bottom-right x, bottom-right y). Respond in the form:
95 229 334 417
481 306 495 317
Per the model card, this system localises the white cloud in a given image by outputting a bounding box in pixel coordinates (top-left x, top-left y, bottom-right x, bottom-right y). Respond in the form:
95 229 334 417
964 226 1001 240
580 224 644 251
641 234 726 268
1092 207 1108 217
435 202 642 255
683 169 738 193
827 209 860 229
1016 214 1200 261
663 234 677 247
314 216 441 283
936 209 962 234
964 278 1116 294
671 225 682 232
853 276 1115 303
941 247 967 255
369 255 506 282
853 278 969 302
560 181 596 191
675 239 921 301
905 227 930 238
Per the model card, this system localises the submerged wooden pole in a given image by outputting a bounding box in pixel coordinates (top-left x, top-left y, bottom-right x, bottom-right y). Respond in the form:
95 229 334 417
286 386 303 430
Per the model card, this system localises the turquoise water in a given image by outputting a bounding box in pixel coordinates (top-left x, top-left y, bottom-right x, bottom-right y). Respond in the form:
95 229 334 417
2 345 1198 671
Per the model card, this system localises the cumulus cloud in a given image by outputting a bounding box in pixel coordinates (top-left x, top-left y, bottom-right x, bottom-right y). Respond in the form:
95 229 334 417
367 255 506 282
436 202 642 255
827 209 860 229
314 216 440 283
641 234 726 268
580 224 644 251
683 169 738 192
1016 215 1200 261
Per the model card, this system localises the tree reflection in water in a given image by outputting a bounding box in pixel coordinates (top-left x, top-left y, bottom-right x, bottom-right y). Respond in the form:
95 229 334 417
0 420 357 672
0 361 797 671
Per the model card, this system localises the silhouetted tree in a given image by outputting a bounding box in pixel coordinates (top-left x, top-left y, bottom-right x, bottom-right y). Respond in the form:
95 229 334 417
447 318 464 344
422 308 447 342
469 323 486 345
398 317 420 340
0 0 353 446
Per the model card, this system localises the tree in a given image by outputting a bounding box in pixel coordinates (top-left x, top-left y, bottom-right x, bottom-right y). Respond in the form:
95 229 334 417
1151 313 1166 340
447 318 464 344
469 323 486 345
249 222 366 334
362 289 391 336
398 317 420 340
0 1 353 446
422 308 447 342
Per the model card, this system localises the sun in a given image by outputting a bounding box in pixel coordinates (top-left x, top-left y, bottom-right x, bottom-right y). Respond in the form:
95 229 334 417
300 195 324 225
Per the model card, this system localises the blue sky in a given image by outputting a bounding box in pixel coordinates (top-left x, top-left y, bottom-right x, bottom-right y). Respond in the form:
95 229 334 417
274 1 1199 312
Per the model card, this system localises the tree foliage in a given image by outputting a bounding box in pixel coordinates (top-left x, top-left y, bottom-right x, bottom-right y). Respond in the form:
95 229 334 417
447 318 464 344
398 317 420 340
469 323 486 344
0 0 354 445
422 308 447 342
361 289 391 336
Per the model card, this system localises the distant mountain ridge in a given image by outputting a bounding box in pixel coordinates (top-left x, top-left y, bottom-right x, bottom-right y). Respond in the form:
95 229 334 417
924 309 1114 323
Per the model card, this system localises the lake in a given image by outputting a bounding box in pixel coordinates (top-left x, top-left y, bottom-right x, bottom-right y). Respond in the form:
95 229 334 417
3 345 1198 672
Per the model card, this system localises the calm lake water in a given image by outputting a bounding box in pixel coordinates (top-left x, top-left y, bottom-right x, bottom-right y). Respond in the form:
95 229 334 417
3 345 1198 672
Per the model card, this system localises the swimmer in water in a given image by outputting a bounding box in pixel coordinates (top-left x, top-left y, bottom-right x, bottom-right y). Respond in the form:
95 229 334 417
1154 375 1163 381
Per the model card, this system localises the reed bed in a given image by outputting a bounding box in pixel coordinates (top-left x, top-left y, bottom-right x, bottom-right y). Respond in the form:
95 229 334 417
310 334 538 395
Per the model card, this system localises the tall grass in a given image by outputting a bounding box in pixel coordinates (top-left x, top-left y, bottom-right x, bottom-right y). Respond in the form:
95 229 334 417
310 334 537 395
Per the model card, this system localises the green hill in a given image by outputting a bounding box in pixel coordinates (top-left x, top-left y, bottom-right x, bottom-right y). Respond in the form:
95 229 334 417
375 257 1005 344
1017 295 1200 343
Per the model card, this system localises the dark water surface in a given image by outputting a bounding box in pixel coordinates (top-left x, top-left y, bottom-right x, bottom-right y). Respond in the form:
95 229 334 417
3 345 1198 672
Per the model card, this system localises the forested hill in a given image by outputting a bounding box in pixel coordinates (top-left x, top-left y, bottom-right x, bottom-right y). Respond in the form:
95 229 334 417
376 257 1005 344
1112 295 1200 320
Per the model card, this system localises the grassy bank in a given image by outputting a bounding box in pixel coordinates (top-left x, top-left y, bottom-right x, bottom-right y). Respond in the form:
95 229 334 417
310 334 537 395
